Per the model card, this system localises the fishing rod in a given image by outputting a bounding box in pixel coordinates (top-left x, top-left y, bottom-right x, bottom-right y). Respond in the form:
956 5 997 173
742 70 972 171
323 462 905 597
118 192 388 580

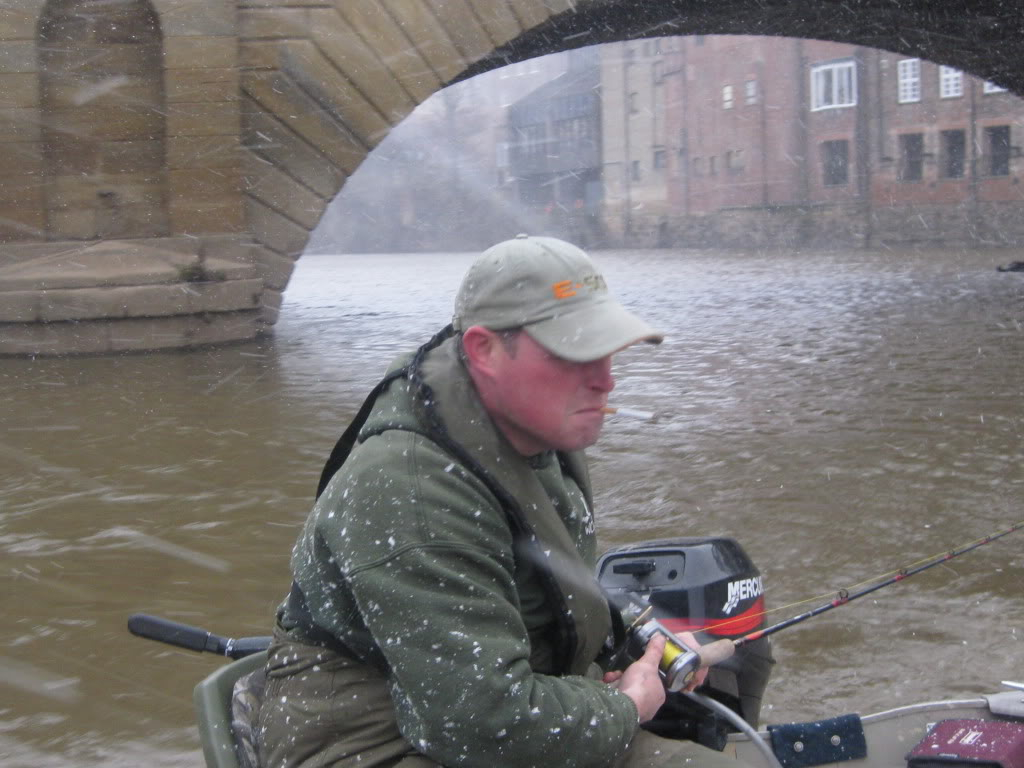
632 520 1023 691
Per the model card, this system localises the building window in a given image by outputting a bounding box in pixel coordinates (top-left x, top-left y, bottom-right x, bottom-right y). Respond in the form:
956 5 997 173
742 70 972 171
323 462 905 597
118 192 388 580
898 133 924 182
726 148 745 172
983 80 1008 94
722 84 734 109
939 66 963 98
629 92 639 114
744 79 758 105
940 129 966 177
653 148 667 169
811 61 856 110
986 125 1011 176
821 140 849 185
692 157 703 176
708 156 717 176
631 160 641 181
652 60 663 83
897 59 921 103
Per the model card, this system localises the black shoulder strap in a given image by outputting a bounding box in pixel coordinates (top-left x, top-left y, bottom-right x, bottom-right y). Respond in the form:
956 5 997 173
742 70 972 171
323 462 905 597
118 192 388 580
316 368 404 499
315 324 456 500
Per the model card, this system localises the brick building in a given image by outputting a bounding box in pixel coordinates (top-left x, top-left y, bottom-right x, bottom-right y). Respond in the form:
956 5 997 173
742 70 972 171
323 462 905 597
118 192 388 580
654 36 1024 249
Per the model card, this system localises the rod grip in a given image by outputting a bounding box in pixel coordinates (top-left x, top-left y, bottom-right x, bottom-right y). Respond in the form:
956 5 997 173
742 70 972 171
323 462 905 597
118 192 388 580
697 637 737 668
128 613 222 654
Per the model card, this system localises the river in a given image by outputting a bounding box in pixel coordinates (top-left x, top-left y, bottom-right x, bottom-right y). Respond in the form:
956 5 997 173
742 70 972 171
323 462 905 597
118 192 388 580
1 246 1021 766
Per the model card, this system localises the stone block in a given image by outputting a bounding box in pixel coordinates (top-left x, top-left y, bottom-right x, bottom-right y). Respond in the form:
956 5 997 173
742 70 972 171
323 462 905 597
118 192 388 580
169 167 242 201
0 141 43 176
465 0 521 47
42 131 97 173
241 70 367 175
0 206 46 241
188 278 263 313
239 7 311 39
164 36 238 69
251 244 297 291
0 172 44 206
308 9 418 125
330 3 440 104
0 1 39 40
165 67 240 103
0 319 110 356
381 0 468 84
156 0 236 37
48 104 163 142
426 0 492 65
199 234 259 264
99 140 167 174
244 197 310 258
165 101 241 137
49 44 161 80
243 152 325 229
48 174 164 209
106 203 171 239
36 284 177 321
260 286 283 325
277 39 391 147
106 311 260 353
181 310 262 347
50 209 98 241
507 0 554 29
0 108 42 142
167 135 241 170
0 73 39 109
0 289 38 321
0 41 37 74
169 196 245 234
237 40 283 71
241 104 345 198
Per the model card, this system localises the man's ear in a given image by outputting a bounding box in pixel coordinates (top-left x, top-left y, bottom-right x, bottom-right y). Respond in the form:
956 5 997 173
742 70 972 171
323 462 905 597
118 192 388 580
461 325 500 377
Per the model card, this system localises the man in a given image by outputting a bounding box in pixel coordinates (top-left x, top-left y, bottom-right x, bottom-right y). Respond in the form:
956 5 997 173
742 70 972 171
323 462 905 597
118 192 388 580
257 235 741 767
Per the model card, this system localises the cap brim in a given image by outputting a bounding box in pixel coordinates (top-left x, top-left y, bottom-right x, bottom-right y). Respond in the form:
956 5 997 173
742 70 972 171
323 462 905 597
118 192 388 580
523 298 663 362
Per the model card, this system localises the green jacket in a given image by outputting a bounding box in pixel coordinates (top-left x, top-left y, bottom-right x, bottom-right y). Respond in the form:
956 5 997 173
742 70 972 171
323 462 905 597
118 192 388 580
279 332 639 767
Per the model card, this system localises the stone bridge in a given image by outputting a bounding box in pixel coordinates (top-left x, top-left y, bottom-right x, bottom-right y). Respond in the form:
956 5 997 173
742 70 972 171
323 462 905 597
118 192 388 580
1 0 1022 355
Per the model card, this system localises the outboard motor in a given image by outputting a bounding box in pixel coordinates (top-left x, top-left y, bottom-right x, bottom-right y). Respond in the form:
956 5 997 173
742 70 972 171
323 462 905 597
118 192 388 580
596 536 774 750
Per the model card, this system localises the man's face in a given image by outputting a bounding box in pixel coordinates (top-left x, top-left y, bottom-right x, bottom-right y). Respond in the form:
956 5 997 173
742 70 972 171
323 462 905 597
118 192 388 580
485 331 615 456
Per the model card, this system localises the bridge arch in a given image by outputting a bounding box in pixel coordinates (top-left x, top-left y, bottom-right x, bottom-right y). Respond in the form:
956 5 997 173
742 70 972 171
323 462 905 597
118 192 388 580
1 0 1022 354
235 0 1023 319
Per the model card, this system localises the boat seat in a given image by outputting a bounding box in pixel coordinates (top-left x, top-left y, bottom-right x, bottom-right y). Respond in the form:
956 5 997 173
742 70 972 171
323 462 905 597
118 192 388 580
193 651 268 768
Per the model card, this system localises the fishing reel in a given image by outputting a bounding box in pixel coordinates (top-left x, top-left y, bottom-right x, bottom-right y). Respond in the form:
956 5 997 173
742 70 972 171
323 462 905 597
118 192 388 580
596 536 774 733
622 603 736 692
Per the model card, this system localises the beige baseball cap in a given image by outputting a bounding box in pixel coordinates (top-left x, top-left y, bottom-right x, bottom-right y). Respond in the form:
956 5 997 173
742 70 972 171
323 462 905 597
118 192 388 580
452 234 663 362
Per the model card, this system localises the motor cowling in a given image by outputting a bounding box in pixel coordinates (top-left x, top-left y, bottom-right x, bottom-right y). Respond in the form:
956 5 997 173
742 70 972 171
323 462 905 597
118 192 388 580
596 537 774 747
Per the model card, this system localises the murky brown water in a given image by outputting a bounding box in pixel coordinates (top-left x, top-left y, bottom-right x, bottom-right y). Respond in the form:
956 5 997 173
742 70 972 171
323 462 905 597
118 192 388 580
1 247 1022 766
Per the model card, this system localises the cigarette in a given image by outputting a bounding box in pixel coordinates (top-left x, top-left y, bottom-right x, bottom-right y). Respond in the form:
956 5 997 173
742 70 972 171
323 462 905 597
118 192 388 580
601 406 657 422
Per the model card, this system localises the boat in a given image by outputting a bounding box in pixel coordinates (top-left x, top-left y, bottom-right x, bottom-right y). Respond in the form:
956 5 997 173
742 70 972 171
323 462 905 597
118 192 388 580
128 537 1024 768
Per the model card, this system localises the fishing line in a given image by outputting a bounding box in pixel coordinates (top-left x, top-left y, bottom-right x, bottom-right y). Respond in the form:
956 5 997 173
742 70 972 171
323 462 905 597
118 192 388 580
705 519 1023 640
632 520 1023 690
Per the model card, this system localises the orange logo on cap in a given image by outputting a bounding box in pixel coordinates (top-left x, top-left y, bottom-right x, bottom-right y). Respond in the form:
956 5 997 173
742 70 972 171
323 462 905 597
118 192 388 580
552 280 576 299
552 274 607 299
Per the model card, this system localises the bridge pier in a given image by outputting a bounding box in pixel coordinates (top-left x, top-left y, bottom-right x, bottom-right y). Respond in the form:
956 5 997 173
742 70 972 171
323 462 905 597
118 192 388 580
0 237 263 355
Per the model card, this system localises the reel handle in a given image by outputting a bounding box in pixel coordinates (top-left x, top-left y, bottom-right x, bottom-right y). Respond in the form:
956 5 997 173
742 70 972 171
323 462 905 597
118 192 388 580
663 637 737 692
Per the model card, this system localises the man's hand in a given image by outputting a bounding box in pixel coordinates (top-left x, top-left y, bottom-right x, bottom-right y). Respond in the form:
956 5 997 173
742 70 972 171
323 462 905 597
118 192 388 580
673 630 709 692
603 633 667 723
603 629 710 722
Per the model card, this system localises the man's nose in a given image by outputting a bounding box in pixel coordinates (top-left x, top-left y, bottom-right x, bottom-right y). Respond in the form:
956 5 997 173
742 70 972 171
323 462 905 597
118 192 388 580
587 356 615 392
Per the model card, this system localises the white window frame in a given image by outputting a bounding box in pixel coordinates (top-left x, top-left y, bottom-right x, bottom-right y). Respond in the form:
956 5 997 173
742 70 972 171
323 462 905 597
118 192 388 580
983 80 1008 94
722 84 734 109
939 66 963 98
745 79 758 105
897 59 921 103
810 60 857 111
